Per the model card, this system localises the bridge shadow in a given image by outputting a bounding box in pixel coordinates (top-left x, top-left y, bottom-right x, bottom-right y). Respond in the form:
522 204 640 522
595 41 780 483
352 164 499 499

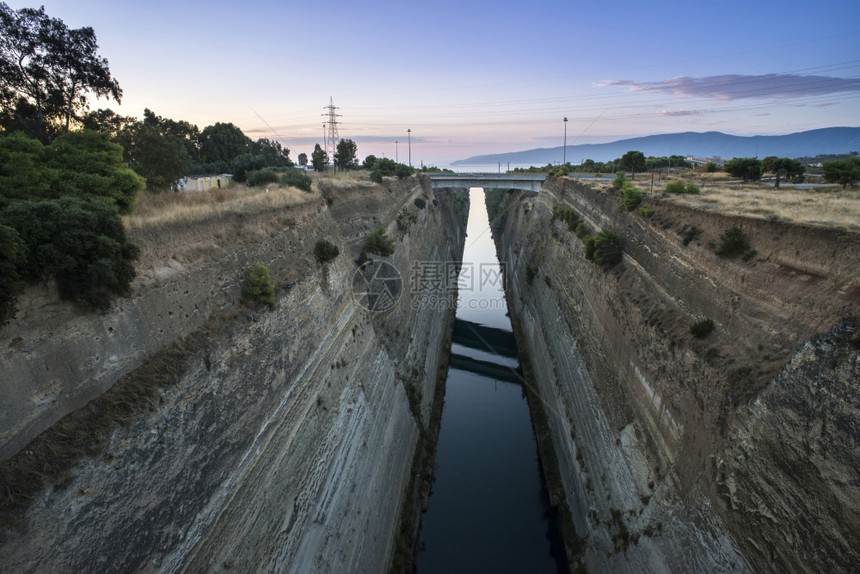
450 318 523 384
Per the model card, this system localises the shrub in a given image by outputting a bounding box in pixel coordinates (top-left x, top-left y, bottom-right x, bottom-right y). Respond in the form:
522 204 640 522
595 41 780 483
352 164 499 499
715 225 750 258
622 181 643 211
370 170 383 184
241 262 275 306
365 226 395 256
690 318 714 338
552 205 580 231
611 172 626 191
396 209 417 231
706 162 717 173
575 222 589 239
639 207 654 217
314 239 339 264
665 180 700 194
680 224 701 246
0 197 139 310
592 229 623 271
282 168 312 192
664 180 687 193
395 164 413 179
0 224 26 324
414 197 426 209
584 235 596 260
246 168 280 187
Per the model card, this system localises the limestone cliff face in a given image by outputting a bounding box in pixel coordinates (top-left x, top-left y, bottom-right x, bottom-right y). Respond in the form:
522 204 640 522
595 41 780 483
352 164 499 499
0 175 467 572
490 178 859 573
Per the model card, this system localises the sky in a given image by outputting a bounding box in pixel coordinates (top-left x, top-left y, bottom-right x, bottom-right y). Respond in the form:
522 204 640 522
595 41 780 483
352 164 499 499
8 0 860 165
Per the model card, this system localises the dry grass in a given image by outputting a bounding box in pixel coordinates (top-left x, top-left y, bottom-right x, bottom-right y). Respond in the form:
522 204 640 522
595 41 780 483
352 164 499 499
126 182 313 233
123 182 322 280
598 172 860 231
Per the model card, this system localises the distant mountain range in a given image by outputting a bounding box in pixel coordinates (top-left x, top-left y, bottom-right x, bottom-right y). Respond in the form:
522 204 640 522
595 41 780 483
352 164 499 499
452 127 860 165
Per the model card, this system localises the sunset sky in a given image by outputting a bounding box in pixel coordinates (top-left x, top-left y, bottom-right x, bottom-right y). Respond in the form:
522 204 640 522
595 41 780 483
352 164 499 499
8 0 860 165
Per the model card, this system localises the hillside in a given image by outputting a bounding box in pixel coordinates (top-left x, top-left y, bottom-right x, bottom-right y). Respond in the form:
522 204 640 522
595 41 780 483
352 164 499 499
453 127 860 165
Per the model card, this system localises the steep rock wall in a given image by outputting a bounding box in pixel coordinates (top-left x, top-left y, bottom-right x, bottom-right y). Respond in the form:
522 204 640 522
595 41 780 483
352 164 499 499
0 175 467 572
490 178 859 572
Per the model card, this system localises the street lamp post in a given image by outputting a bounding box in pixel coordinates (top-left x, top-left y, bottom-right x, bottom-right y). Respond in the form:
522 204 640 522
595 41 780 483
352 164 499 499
563 117 568 166
407 129 412 167
395 140 398 163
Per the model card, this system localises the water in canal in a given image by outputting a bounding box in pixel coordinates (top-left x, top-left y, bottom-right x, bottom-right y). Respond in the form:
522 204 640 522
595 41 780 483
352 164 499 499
415 189 566 573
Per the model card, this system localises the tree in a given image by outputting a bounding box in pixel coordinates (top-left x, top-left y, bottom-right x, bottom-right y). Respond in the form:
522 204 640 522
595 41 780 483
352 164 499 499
311 143 327 171
724 157 762 183
335 138 358 170
121 124 191 191
80 108 135 138
761 156 804 189
297 152 308 166
0 130 144 214
0 3 121 140
198 122 251 165
620 150 645 179
821 157 860 188
251 137 291 168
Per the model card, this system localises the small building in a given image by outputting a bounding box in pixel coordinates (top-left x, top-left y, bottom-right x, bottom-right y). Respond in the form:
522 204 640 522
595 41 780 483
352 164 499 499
176 174 233 192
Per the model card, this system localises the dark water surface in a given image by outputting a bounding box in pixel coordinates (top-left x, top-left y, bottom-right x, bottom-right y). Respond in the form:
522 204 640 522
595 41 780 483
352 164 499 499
415 190 566 573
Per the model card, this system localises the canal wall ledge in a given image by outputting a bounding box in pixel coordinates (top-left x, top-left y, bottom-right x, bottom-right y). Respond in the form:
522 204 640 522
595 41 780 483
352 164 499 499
0 175 468 572
490 177 859 573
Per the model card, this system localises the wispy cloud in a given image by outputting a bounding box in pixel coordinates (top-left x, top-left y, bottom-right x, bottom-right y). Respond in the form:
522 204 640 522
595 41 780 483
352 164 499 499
597 74 860 101
656 109 704 117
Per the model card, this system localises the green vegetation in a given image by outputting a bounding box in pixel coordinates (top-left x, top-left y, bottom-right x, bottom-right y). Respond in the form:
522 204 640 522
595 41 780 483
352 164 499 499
622 181 643 211
638 207 654 217
592 229 623 271
611 172 626 191
311 143 327 171
551 205 581 230
0 4 121 141
0 131 145 324
396 208 417 231
664 180 699 194
314 239 339 264
246 168 279 187
282 167 312 192
575 222 589 239
365 226 396 256
620 150 646 179
821 157 860 188
363 155 414 182
241 262 275 306
680 224 702 246
510 153 689 177
715 225 752 259
690 318 715 338
414 197 426 209
335 138 358 170
724 157 762 183
761 156 805 189
526 263 538 285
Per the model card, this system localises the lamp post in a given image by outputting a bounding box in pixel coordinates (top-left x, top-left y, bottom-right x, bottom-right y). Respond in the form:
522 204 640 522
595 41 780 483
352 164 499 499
322 123 326 169
395 140 398 163
407 129 412 167
563 117 568 166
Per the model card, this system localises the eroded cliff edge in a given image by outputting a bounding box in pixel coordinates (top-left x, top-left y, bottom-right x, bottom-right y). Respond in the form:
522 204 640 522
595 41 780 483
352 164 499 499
489 177 859 573
0 175 467 572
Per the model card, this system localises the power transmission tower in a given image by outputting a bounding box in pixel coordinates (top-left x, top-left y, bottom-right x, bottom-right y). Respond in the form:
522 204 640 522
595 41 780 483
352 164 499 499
322 97 341 171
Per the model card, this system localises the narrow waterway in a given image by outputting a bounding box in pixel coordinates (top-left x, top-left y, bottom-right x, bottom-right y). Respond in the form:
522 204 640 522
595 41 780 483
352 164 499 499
415 189 566 573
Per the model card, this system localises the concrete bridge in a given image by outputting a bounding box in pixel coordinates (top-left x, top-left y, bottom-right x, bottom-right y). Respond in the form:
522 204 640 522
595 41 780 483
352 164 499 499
427 173 546 193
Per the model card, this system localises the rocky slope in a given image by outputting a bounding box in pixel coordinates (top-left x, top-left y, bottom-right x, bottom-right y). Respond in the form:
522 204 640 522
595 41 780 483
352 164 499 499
0 175 467 572
489 177 859 572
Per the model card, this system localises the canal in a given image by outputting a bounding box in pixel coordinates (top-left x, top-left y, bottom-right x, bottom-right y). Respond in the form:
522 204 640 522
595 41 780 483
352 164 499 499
414 189 567 572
